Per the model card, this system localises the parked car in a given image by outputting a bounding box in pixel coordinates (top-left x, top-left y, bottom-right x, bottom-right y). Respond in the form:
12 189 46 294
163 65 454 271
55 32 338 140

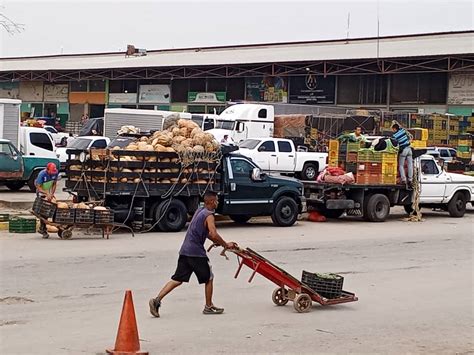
238 138 328 180
426 147 458 163
44 125 70 147
0 138 60 191
56 136 111 170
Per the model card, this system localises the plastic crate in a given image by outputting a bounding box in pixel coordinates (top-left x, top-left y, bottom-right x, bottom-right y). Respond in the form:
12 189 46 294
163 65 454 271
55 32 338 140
301 270 344 299
357 162 382 174
74 208 94 225
457 145 471 153
381 174 397 184
32 196 56 219
0 213 9 222
356 172 382 185
54 208 75 225
329 140 339 154
346 152 358 162
329 158 339 167
9 216 37 233
411 140 427 148
94 209 114 225
357 150 381 162
382 162 397 175
347 142 362 152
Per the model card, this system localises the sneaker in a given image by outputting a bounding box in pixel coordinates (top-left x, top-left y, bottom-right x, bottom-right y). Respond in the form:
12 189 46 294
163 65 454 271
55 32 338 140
41 233 49 239
149 298 161 317
203 305 224 315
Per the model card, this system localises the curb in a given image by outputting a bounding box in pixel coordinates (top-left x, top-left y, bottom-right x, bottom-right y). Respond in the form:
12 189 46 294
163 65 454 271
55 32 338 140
0 200 34 210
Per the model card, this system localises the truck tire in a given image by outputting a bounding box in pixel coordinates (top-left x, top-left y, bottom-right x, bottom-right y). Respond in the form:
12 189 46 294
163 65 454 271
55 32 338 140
155 199 188 232
363 194 390 222
301 163 318 180
5 181 25 191
27 170 40 192
447 192 467 218
229 215 252 224
271 196 298 227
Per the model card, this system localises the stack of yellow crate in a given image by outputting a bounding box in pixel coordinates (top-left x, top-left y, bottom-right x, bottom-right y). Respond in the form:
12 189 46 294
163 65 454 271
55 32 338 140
328 139 339 167
457 135 472 160
410 128 429 148
381 152 398 184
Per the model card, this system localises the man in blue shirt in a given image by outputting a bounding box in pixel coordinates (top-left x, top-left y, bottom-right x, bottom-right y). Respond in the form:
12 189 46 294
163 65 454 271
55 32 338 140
149 191 237 317
392 124 413 188
35 162 59 238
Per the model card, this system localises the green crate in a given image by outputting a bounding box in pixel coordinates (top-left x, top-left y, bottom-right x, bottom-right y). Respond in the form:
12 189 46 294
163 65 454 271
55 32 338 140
457 145 471 153
0 214 9 222
347 142 363 152
8 216 37 233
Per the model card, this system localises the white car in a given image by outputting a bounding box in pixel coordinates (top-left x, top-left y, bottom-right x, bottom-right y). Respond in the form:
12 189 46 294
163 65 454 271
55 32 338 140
238 138 328 180
56 136 111 169
426 147 458 163
43 125 70 147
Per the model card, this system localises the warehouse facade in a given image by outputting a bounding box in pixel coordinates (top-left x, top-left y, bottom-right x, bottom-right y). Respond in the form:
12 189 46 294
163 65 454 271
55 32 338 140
0 31 473 124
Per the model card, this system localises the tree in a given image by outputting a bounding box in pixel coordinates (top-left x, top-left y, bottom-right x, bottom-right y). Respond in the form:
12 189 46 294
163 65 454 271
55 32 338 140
0 12 24 35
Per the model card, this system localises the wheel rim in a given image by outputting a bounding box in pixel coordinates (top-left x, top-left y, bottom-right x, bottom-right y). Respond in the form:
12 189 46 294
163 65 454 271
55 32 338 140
455 199 464 211
296 295 311 311
273 288 287 305
375 201 388 218
280 204 293 220
305 167 316 179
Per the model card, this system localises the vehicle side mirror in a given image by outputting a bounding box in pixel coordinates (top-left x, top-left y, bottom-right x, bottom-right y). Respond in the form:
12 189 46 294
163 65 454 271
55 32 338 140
251 167 265 181
258 146 266 152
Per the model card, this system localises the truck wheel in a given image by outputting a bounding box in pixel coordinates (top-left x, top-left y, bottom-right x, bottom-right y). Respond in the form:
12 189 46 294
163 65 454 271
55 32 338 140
364 194 390 222
447 192 467 218
155 199 188 232
27 171 40 192
271 196 298 227
5 181 25 191
301 163 318 180
229 215 251 224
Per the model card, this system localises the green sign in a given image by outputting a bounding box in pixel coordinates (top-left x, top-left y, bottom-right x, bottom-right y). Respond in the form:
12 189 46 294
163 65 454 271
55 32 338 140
188 92 226 103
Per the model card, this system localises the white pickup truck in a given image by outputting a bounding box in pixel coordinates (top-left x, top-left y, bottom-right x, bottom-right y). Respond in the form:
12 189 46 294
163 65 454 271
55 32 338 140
303 154 474 221
56 136 111 170
238 138 328 180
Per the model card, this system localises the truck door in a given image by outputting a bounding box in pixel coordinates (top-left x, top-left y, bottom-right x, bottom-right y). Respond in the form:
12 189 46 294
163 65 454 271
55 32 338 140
0 142 23 179
223 157 272 214
255 140 278 171
420 159 448 202
276 140 295 172
27 132 56 158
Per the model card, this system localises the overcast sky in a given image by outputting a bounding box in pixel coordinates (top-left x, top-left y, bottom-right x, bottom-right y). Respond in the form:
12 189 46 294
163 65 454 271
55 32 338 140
0 0 472 58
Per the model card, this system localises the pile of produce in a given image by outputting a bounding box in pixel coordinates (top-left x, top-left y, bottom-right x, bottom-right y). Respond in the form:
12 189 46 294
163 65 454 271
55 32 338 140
111 118 220 158
55 201 106 210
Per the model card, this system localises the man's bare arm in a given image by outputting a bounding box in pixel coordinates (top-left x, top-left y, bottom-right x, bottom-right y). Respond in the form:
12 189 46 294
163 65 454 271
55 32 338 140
206 215 235 248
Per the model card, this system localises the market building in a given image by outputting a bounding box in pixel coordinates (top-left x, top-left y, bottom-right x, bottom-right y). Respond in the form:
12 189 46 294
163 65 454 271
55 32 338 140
0 31 473 125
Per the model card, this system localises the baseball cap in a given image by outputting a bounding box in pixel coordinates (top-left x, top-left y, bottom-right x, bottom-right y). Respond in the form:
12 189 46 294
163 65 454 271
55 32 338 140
47 162 58 174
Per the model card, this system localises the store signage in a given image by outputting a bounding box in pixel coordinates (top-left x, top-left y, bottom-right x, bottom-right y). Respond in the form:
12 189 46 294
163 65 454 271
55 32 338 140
188 92 226 103
44 84 68 102
0 82 19 99
448 73 474 105
139 85 170 103
109 93 137 104
289 75 335 104
19 81 43 102
245 77 288 103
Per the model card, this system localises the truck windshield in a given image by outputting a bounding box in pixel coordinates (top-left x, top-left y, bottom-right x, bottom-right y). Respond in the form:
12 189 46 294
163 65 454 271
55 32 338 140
216 120 235 130
69 138 92 149
239 139 261 149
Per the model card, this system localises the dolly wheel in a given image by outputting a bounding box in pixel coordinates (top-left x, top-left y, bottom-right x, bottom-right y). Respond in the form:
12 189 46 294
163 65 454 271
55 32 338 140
59 229 73 240
293 293 312 313
272 287 289 306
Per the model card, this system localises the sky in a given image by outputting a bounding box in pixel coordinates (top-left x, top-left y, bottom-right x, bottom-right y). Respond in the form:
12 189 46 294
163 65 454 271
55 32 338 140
0 0 472 58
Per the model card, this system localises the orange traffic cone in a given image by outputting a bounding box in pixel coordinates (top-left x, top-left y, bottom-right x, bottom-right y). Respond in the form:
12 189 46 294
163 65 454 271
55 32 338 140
107 290 148 355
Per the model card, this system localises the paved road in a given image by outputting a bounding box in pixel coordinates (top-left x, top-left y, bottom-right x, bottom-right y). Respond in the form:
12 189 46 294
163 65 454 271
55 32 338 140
0 208 473 354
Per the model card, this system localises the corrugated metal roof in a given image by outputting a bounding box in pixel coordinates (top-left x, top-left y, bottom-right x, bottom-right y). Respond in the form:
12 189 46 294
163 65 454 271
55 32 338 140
1 31 473 72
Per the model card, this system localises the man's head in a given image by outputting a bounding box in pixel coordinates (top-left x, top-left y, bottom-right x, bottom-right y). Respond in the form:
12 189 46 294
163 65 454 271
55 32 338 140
224 135 228 140
391 123 400 133
46 162 58 175
204 191 218 210
355 126 362 136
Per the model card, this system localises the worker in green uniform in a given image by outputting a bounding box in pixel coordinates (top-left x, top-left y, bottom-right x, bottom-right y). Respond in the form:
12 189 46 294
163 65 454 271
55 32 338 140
35 163 59 239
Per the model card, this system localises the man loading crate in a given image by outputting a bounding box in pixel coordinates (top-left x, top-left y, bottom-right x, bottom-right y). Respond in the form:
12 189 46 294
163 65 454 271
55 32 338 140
35 162 59 239
391 123 413 189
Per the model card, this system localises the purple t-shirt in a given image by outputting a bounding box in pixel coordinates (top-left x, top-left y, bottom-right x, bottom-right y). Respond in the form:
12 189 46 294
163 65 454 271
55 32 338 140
179 207 214 257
